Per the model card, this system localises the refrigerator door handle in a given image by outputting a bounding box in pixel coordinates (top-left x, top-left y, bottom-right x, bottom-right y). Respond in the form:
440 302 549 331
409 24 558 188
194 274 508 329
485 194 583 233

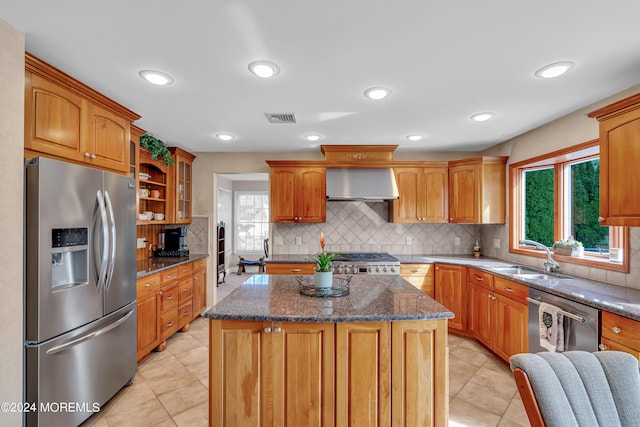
45 308 135 355
103 190 117 290
96 190 109 289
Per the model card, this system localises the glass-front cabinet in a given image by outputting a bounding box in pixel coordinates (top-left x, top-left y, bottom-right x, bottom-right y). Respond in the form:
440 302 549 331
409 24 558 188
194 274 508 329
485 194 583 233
169 147 196 224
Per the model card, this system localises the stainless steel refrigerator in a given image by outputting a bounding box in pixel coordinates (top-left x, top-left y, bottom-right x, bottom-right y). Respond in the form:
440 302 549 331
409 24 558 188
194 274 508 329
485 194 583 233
24 157 137 427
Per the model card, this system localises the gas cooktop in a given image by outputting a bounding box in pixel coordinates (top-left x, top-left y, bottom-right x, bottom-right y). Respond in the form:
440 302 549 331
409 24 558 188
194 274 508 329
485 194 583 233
333 252 399 263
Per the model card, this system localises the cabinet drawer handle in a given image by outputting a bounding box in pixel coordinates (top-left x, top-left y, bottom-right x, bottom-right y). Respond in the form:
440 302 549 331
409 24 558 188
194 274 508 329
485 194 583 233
502 287 515 293
474 275 483 281
184 288 190 292
612 326 622 334
166 321 175 327
183 310 189 315
182 269 189 272
144 283 153 287
166 295 174 300
264 327 272 333
290 269 302 272
166 275 176 279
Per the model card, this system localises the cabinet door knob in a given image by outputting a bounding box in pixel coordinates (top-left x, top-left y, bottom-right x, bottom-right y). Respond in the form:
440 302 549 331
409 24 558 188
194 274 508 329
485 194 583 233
264 327 272 333
598 216 605 222
274 327 282 333
599 344 607 351
612 326 622 334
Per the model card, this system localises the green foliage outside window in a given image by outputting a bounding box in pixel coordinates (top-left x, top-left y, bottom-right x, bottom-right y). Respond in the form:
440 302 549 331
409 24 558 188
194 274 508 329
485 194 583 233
570 160 609 251
524 168 554 247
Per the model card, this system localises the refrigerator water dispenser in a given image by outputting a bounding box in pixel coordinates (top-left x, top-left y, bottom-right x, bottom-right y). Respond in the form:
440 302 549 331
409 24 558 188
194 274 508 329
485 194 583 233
51 228 89 289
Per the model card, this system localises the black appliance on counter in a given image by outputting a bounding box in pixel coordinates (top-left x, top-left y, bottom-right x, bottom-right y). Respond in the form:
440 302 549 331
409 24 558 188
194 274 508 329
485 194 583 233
154 226 189 257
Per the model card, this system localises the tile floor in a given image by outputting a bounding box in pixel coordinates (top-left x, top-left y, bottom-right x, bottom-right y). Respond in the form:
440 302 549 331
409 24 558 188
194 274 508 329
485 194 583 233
83 273 530 426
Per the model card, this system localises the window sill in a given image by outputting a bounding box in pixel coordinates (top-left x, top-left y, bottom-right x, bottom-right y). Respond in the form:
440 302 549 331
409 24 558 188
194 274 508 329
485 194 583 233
510 248 628 273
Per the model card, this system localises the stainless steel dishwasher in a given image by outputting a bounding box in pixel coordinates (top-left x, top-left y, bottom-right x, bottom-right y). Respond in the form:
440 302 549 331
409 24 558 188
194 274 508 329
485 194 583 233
527 288 600 353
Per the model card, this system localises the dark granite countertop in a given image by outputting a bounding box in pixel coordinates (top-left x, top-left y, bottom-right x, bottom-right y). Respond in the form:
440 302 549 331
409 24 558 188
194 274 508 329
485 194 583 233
266 253 640 321
136 253 208 279
203 274 454 323
399 254 640 321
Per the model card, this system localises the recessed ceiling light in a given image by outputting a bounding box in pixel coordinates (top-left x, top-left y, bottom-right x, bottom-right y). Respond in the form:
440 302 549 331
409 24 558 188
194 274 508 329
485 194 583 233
535 61 575 79
470 112 495 122
305 134 321 141
406 134 423 141
139 70 174 86
248 60 280 78
216 133 234 141
364 87 392 100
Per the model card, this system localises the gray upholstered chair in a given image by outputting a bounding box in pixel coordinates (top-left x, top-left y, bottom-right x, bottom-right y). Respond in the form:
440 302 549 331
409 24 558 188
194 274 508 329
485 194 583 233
510 351 640 427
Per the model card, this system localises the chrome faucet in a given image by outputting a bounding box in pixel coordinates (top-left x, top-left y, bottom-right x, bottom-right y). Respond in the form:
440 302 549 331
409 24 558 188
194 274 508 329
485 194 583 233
519 239 561 272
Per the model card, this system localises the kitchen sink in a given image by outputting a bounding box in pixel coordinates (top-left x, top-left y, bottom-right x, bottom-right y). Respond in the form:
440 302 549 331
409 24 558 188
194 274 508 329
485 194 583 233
490 266 574 280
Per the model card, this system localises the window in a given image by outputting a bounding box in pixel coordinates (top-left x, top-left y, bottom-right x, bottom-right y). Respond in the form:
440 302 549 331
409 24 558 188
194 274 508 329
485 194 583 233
510 140 628 272
234 191 269 252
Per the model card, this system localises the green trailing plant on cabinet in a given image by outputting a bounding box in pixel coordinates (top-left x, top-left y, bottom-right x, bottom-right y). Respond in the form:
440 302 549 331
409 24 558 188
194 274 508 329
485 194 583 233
140 134 175 167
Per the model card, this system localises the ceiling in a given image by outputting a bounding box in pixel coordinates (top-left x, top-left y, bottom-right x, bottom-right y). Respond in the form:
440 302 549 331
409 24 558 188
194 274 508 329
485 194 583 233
3 1 640 154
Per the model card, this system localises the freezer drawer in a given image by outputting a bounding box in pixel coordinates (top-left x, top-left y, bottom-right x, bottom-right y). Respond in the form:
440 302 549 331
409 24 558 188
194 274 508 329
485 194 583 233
25 303 137 427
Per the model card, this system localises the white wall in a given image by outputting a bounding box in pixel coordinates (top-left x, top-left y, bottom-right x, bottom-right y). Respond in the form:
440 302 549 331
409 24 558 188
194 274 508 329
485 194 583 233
0 17 25 427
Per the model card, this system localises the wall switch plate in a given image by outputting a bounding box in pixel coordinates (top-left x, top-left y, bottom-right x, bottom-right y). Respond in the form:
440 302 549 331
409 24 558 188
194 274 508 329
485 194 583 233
454 237 461 246
406 236 413 245
274 236 283 246
137 238 147 249
295 236 302 245
493 239 501 249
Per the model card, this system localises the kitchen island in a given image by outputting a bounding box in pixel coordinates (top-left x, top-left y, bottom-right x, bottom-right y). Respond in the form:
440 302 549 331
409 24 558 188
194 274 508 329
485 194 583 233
203 274 453 427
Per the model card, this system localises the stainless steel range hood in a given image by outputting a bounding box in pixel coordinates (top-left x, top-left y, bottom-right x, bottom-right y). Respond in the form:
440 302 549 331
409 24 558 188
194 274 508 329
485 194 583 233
326 168 399 201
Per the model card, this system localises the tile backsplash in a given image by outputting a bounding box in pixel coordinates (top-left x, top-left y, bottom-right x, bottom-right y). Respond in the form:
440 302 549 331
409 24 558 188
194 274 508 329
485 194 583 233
184 216 209 254
272 201 481 255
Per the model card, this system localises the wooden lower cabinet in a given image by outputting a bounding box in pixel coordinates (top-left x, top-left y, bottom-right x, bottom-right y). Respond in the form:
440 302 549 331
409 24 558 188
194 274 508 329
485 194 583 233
266 262 316 275
400 263 435 297
210 320 334 427
137 258 208 361
434 264 467 331
467 269 528 362
209 318 449 427
336 322 391 426
600 311 640 359
192 258 207 316
136 273 161 362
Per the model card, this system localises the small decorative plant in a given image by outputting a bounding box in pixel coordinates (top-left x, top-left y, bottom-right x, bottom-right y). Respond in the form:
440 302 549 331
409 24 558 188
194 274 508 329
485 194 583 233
140 134 175 167
306 232 339 272
553 237 583 255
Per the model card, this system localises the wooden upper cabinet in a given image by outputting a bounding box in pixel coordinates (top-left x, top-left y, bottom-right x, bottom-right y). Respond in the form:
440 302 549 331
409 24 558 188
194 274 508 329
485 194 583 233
268 164 326 223
588 93 640 226
24 53 140 175
448 157 507 224
169 147 196 224
25 73 83 161
391 166 448 223
83 101 130 172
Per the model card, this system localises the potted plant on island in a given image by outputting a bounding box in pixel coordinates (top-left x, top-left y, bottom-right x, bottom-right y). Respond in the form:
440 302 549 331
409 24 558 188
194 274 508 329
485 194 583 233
307 232 339 292
553 238 583 257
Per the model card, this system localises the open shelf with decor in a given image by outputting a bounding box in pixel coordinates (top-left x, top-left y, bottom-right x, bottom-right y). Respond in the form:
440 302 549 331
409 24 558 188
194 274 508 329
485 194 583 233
138 148 170 225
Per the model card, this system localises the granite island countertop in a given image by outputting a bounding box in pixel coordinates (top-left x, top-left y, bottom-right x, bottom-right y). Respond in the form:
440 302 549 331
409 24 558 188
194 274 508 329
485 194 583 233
203 274 454 323
136 253 208 279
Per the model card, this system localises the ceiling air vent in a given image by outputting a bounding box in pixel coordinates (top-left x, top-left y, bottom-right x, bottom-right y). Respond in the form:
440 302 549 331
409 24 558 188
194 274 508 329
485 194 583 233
265 112 296 124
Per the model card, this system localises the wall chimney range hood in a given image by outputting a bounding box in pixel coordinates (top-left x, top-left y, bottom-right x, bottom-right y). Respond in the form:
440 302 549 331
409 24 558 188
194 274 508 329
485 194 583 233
326 168 399 201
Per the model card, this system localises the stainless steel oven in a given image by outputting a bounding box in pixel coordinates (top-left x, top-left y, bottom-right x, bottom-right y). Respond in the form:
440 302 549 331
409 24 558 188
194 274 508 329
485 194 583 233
527 288 599 353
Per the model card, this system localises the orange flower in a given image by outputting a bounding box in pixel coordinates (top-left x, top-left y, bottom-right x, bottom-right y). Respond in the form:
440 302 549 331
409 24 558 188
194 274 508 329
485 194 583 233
319 232 325 251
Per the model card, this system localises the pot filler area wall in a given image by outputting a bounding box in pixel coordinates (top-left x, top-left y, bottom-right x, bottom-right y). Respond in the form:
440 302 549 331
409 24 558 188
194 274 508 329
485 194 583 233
272 201 480 255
